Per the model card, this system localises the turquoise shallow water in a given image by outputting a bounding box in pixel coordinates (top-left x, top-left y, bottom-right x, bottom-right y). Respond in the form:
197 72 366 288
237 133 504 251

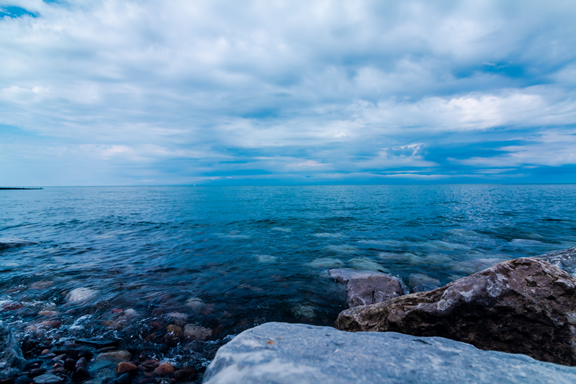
1 185 576 363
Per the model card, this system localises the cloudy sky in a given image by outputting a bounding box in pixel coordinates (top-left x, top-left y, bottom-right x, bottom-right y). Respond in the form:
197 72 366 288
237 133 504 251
1 0 576 186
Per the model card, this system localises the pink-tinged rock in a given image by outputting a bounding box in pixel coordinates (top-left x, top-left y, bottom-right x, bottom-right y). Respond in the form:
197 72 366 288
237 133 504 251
329 268 406 307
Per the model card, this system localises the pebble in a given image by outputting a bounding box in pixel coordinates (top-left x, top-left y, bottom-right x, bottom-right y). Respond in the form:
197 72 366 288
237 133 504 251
71 367 91 381
153 363 174 376
166 325 182 338
173 367 197 381
115 363 138 374
28 368 47 378
32 374 65 384
137 360 159 372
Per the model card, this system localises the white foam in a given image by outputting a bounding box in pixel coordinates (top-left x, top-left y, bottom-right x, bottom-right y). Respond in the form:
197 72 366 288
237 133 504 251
255 254 278 263
325 245 359 254
272 227 291 233
358 240 404 247
420 240 471 251
313 233 344 238
510 239 543 246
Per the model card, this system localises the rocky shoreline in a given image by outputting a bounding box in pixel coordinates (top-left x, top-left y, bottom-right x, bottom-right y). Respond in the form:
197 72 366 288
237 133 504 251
2 247 576 384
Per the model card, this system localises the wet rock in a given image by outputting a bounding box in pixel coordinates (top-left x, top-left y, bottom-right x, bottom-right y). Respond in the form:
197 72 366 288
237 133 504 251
28 369 47 378
32 374 65 384
185 298 204 309
75 339 119 348
95 351 131 362
115 363 137 374
115 373 131 384
75 357 88 369
38 311 59 317
14 376 32 384
31 281 54 290
183 324 212 341
167 313 188 326
335 258 576 366
65 288 97 304
537 246 576 276
71 368 90 381
410 283 439 293
329 268 405 307
64 358 76 370
137 361 159 372
153 363 174 376
0 321 25 378
203 322 576 384
173 367 197 381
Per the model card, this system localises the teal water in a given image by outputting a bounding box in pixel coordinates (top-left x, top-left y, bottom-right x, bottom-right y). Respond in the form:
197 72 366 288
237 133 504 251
1 185 576 363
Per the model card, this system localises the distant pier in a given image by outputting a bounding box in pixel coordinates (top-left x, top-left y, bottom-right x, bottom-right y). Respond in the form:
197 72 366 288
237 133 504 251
0 187 43 190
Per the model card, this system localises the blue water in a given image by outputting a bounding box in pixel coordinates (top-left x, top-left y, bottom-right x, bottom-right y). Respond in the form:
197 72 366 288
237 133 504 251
1 185 576 363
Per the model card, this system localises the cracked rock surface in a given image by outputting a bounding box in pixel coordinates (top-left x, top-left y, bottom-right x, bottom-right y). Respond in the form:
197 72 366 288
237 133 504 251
335 257 576 366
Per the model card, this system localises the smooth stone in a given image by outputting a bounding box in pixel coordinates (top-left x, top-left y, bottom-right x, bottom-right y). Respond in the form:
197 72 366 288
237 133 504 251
173 367 197 381
95 351 131 362
115 363 137 374
184 324 212 341
76 339 120 348
153 363 174 376
336 258 576 366
66 288 97 303
0 320 25 378
32 374 65 384
115 373 131 384
537 246 576 276
203 322 576 384
329 268 405 307
166 325 182 338
28 369 46 378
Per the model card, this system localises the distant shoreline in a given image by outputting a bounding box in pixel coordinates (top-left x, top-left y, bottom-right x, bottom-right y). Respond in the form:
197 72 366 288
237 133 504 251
0 187 43 190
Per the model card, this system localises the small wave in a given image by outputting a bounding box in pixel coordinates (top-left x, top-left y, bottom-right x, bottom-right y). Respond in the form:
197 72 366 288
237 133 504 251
510 239 543 246
325 245 359 254
0 238 37 250
218 233 250 239
255 254 277 263
313 233 344 238
420 240 471 251
349 257 387 272
357 239 404 247
307 258 344 268
70 314 93 330
272 227 291 233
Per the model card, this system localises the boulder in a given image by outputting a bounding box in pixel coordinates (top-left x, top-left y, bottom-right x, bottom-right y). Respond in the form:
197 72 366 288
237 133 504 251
537 246 576 276
0 321 25 379
335 258 576 366
329 268 405 307
203 322 576 384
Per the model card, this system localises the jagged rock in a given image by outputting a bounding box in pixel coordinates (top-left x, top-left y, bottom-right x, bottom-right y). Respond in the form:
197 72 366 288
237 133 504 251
335 258 576 366
0 320 25 379
537 246 576 276
203 322 576 384
329 268 405 307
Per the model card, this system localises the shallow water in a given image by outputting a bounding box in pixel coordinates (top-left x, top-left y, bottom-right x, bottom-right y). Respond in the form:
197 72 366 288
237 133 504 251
1 185 576 366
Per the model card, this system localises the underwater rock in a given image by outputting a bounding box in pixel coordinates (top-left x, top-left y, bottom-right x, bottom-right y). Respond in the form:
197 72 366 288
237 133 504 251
0 321 25 379
65 288 97 303
94 351 131 362
203 322 576 384
173 367 197 381
115 363 137 374
153 363 174 376
329 268 405 307
32 374 64 384
184 324 212 341
537 246 576 277
336 258 576 366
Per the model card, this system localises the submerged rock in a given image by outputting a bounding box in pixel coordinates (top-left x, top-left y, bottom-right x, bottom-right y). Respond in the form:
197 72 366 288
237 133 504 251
336 258 576 366
65 288 97 303
32 374 64 384
329 268 405 307
0 321 25 379
203 322 576 384
94 350 131 362
184 324 212 341
537 246 576 276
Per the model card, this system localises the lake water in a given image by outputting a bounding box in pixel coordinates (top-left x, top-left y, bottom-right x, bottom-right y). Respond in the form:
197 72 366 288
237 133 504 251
1 185 576 367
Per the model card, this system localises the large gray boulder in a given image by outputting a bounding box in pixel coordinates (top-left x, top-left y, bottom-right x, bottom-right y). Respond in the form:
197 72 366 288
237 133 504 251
202 322 576 384
537 246 576 276
329 268 405 307
0 321 25 379
336 258 576 366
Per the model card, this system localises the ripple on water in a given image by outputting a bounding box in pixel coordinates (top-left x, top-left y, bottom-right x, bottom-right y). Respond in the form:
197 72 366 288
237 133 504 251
255 254 278 263
308 258 344 268
349 257 388 272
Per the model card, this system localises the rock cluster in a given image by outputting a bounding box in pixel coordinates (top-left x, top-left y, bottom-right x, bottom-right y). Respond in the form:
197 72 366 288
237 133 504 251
336 257 576 366
203 322 576 384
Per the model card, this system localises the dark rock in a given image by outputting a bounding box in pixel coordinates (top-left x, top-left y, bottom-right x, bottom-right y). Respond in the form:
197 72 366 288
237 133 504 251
410 283 440 293
166 325 182 338
28 369 46 378
537 246 576 276
0 321 26 378
173 367 196 381
203 322 576 384
15 376 32 384
137 361 158 372
153 363 174 376
71 368 90 382
32 374 64 384
329 268 405 307
24 361 43 371
64 358 76 371
115 373 131 384
94 351 131 362
336 258 576 366
75 357 88 369
115 363 137 374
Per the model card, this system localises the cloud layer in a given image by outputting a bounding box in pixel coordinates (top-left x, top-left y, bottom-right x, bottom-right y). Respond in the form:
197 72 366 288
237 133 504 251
1 0 576 185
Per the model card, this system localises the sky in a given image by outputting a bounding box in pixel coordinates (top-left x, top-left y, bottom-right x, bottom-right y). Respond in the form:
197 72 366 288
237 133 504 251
1 0 576 186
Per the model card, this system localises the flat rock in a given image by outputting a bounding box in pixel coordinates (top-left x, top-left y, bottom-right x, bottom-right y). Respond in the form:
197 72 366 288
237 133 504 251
94 350 131 362
202 322 576 384
336 258 576 366
0 320 25 378
537 246 576 276
329 268 405 307
32 374 64 384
